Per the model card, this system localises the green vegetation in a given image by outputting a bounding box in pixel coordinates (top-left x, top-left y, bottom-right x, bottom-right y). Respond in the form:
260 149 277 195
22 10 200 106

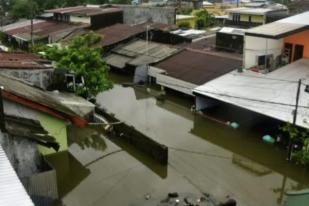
194 10 215 29
281 123 309 165
41 32 112 99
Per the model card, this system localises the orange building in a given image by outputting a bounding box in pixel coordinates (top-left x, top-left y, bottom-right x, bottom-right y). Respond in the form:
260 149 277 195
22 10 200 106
284 30 309 62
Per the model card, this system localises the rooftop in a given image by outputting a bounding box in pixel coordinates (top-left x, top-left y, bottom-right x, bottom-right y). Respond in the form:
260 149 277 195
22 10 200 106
225 3 287 15
1 20 87 42
193 58 309 128
46 5 122 16
218 27 246 36
0 144 34 206
154 49 242 85
0 52 51 70
245 11 309 38
96 23 177 47
0 74 94 124
105 40 179 68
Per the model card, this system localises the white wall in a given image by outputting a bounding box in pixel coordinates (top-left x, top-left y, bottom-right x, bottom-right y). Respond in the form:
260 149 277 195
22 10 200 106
244 35 283 68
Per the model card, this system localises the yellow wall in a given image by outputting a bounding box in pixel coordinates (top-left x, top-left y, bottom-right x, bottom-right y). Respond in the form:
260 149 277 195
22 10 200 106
38 112 68 156
240 14 264 23
176 18 196 28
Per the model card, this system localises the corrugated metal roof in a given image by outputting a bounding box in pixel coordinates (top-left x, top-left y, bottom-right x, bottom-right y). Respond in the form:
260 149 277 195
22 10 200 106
96 23 176 47
106 40 178 68
0 74 94 119
245 11 309 38
0 144 34 206
155 49 242 85
46 6 122 16
2 20 87 42
193 58 309 129
0 52 51 70
105 53 132 69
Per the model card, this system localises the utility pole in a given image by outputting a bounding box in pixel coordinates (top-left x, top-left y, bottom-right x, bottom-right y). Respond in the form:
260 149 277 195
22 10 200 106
287 79 302 161
0 86 6 132
30 0 34 47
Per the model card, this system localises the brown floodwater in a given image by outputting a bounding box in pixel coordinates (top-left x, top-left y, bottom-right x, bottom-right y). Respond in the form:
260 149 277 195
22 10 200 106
47 73 309 206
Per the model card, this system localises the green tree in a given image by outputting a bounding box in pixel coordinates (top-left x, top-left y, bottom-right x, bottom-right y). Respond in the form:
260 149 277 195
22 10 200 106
9 0 39 19
281 123 309 165
42 32 112 99
194 10 215 29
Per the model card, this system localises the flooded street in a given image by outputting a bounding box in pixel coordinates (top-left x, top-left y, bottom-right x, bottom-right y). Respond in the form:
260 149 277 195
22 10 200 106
48 74 309 206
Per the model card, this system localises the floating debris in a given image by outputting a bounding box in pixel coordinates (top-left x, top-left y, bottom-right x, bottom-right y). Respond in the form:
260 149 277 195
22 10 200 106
262 135 275 144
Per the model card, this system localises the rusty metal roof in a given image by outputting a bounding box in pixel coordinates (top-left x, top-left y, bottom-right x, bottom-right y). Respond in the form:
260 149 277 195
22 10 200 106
0 144 34 206
0 52 51 70
46 6 122 16
155 49 242 85
96 23 177 47
96 23 146 47
2 20 87 42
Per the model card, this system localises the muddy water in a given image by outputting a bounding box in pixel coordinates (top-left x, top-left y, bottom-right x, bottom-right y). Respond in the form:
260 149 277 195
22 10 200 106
48 74 309 206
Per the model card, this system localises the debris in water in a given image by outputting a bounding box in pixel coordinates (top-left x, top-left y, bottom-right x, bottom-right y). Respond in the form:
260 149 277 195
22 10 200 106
144 193 151 200
262 135 275 144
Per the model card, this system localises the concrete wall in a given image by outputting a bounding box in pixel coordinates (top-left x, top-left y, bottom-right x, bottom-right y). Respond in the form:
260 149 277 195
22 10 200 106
0 131 41 179
117 5 176 25
244 35 283 68
0 69 54 90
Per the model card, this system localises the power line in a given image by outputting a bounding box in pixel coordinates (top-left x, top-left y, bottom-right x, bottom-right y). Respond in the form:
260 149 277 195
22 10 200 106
152 78 309 109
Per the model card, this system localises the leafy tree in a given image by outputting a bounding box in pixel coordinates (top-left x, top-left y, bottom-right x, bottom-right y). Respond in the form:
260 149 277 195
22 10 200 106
9 0 39 19
42 32 112 99
281 123 309 165
194 10 215 29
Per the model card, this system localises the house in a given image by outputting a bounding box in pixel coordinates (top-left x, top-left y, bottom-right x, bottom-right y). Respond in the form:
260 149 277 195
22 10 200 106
45 5 123 29
149 49 242 95
215 27 246 53
193 12 309 128
0 52 53 89
0 19 87 49
225 1 288 28
0 73 95 155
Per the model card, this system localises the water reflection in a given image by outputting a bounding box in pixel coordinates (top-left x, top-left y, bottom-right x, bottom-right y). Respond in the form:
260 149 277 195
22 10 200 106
68 125 107 151
48 73 309 206
46 151 90 198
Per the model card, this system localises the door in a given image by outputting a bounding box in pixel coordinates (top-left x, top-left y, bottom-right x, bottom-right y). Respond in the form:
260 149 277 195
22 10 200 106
293 44 304 61
284 43 293 63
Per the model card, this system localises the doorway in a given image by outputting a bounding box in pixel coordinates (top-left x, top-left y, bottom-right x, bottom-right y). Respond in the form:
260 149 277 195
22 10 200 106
293 44 304 61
